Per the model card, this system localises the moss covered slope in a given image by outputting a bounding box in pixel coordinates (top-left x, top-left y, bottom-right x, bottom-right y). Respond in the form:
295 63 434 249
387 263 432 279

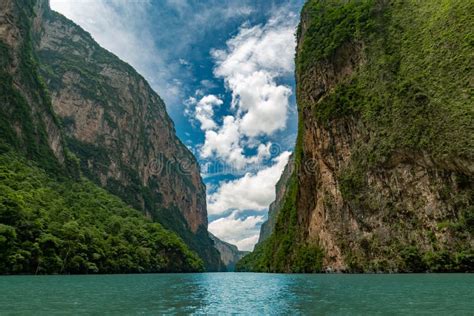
237 0 473 273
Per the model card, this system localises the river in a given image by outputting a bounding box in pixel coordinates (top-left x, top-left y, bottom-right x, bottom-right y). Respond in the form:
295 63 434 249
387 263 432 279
0 273 473 314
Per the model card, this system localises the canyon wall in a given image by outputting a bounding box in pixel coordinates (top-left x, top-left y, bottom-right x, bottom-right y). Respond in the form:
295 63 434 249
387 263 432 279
0 0 223 271
238 0 473 273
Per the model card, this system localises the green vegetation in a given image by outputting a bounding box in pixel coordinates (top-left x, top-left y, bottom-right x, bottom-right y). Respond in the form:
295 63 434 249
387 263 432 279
0 149 203 274
299 0 473 162
237 176 324 273
238 0 473 273
296 0 375 75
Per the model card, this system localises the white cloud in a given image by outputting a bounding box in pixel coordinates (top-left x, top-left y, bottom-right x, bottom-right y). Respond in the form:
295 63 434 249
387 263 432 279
207 151 291 215
212 13 296 138
229 70 291 137
200 118 274 170
208 211 264 251
198 11 298 167
193 95 223 131
212 16 296 80
201 116 247 169
200 79 217 89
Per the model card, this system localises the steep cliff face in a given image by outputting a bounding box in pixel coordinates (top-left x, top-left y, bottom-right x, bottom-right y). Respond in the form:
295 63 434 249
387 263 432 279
34 5 206 231
28 2 222 270
209 234 248 271
0 0 65 170
238 0 473 273
257 155 294 244
0 0 204 274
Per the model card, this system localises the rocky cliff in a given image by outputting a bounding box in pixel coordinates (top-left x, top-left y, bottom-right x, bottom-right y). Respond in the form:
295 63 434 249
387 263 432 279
209 234 248 271
0 0 66 170
0 0 204 274
238 0 473 273
257 155 294 244
34 3 206 232
0 0 223 272
29 1 223 271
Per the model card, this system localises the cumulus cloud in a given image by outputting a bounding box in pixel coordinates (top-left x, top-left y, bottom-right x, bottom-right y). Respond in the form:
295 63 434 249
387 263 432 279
207 149 291 250
187 95 223 131
198 11 298 167
208 211 264 251
200 117 274 170
207 151 291 216
229 70 291 137
212 13 297 136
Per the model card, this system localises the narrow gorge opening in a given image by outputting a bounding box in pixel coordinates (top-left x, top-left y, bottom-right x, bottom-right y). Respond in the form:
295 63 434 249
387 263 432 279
50 0 306 263
0 2 472 314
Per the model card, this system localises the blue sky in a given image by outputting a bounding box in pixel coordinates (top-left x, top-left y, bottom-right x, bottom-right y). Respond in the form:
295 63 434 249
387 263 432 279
51 0 305 251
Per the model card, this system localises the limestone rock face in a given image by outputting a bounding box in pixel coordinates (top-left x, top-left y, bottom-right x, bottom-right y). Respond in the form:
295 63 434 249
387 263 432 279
28 2 222 270
0 0 65 165
293 0 473 272
257 155 294 244
35 6 206 232
240 0 473 273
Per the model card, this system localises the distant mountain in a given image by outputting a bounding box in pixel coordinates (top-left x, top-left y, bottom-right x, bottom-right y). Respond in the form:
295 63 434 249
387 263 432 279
209 234 248 271
238 0 473 273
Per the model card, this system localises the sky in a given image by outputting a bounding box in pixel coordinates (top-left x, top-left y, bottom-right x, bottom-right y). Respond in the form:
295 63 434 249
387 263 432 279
50 0 305 251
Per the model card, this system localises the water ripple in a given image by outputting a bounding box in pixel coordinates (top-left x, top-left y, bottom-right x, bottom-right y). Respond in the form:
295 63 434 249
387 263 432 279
0 273 473 315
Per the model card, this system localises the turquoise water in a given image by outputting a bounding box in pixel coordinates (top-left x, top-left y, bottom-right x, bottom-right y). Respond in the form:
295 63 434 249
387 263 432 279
0 273 473 315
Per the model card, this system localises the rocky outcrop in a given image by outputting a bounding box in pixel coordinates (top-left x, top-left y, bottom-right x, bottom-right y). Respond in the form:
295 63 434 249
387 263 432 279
0 0 65 167
0 0 208 274
295 0 473 273
34 4 206 231
210 234 248 271
257 155 294 244
19 1 223 270
238 0 473 273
